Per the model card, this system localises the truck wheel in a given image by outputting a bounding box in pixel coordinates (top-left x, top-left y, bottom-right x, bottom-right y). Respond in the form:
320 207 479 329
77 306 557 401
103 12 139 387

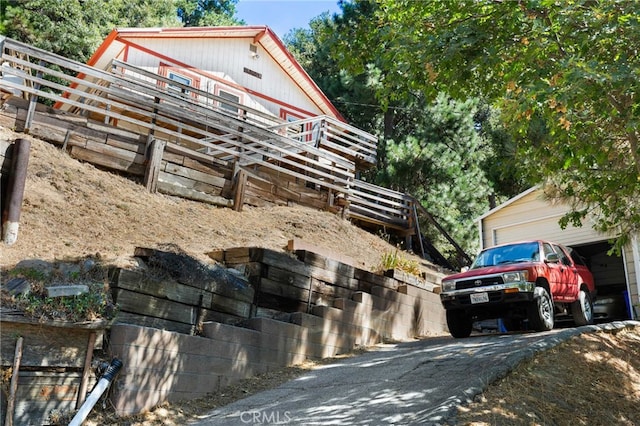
446 310 472 338
528 287 554 331
571 289 594 326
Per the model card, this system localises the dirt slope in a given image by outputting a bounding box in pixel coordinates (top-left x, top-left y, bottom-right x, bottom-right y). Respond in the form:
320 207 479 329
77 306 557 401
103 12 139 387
0 127 409 271
2 127 639 426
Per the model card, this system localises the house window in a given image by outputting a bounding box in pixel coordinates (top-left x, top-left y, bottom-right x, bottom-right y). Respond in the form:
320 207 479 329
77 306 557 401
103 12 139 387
158 62 200 99
215 85 244 118
167 72 192 95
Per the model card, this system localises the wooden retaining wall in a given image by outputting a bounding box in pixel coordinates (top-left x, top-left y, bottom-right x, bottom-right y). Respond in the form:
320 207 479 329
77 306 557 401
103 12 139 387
0 98 341 212
107 245 446 416
0 315 105 425
109 247 256 335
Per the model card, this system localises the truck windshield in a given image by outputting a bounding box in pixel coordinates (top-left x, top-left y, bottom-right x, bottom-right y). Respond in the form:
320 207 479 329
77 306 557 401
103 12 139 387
471 242 540 269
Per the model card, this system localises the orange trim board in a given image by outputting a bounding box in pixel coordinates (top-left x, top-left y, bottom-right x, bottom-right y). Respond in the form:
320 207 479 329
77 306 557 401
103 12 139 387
114 37 319 118
55 26 344 121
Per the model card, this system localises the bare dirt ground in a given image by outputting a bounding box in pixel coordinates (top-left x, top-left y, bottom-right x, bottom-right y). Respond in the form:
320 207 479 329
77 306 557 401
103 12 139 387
1 127 640 425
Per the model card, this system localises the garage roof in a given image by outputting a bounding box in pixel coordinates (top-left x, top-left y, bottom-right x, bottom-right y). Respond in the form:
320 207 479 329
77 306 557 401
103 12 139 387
477 186 541 222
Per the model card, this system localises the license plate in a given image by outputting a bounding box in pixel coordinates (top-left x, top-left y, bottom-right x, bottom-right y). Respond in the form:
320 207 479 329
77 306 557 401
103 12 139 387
470 292 489 304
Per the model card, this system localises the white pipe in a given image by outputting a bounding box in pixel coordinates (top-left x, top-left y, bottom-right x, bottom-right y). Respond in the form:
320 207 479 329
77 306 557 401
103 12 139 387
69 358 122 426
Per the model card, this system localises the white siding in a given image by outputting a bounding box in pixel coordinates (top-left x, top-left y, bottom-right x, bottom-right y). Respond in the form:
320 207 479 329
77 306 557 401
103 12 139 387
481 190 607 248
480 189 639 313
123 38 321 118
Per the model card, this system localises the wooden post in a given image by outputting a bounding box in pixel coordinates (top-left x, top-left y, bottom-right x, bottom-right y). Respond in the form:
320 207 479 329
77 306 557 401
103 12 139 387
2 138 30 245
233 168 247 212
76 332 97 409
23 60 44 133
5 336 24 426
143 139 166 193
413 203 426 259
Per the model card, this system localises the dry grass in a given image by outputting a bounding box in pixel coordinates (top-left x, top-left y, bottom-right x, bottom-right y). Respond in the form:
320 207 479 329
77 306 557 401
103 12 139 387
0 127 407 271
2 126 639 425
456 326 640 426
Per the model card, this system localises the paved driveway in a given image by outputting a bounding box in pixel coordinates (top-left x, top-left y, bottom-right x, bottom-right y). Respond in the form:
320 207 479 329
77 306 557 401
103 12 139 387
190 321 637 426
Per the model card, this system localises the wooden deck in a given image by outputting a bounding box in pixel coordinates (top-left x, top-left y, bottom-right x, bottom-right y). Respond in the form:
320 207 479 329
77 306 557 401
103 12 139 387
0 35 469 268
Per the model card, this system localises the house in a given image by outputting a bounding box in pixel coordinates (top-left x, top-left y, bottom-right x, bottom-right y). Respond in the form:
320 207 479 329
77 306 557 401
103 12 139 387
477 186 639 320
54 26 377 167
83 26 341 118
1 28 455 266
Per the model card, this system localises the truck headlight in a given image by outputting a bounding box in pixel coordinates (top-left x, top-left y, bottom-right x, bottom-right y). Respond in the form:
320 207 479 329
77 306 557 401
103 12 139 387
441 279 456 291
501 270 529 283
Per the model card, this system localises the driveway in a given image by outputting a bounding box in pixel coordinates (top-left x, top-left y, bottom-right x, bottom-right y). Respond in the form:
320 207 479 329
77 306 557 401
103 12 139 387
189 321 637 426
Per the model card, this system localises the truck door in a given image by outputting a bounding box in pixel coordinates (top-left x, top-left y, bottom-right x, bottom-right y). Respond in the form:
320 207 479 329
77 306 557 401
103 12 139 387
543 242 565 297
552 244 578 300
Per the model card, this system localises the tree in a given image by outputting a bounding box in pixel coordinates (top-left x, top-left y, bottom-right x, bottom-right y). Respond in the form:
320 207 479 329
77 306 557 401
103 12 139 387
1 0 116 62
286 1 526 258
111 0 181 28
1 0 243 63
369 0 639 251
175 0 242 27
383 94 494 256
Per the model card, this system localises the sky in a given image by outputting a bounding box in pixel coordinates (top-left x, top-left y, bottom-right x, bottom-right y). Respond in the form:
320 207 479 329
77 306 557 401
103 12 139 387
235 0 343 40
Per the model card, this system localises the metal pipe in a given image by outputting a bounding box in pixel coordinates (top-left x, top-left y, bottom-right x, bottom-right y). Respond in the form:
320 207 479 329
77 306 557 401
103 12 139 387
68 358 123 426
2 138 30 245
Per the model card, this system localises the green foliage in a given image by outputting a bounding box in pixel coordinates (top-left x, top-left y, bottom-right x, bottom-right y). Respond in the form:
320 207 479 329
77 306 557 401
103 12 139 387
175 0 242 27
1 0 115 62
377 248 421 276
369 0 640 252
110 0 181 28
3 264 117 323
18 285 114 323
0 0 243 63
381 94 494 256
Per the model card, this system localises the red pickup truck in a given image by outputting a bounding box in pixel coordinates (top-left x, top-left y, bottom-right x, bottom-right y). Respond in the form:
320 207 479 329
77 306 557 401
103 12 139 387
440 240 596 338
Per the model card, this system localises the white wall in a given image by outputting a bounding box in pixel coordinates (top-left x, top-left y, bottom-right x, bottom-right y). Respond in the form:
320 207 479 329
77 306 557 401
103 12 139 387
480 189 638 313
122 38 321 118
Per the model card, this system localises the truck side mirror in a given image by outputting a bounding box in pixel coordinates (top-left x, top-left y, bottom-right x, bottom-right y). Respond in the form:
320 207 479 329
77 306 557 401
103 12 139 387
545 253 559 263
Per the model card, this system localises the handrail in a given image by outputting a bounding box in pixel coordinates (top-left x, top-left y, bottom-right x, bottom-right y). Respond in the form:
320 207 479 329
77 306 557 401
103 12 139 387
269 115 377 166
349 180 413 229
0 37 355 194
0 36 468 267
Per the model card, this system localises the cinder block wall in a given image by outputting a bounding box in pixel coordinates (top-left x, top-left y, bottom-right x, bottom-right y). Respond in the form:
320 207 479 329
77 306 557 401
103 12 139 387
108 252 448 416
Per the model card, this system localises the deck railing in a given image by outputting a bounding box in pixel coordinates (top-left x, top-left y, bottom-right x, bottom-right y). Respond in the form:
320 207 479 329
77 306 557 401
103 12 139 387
0 36 469 265
0 36 356 194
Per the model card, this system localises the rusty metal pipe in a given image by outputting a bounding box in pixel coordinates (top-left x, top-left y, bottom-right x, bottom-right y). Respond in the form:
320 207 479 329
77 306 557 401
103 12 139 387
2 138 30 245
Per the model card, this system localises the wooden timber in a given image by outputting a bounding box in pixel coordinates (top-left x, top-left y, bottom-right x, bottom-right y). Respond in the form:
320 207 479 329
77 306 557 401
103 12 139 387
0 36 471 264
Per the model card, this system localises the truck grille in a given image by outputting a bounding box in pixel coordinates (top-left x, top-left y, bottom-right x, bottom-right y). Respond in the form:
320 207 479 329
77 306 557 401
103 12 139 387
456 276 504 290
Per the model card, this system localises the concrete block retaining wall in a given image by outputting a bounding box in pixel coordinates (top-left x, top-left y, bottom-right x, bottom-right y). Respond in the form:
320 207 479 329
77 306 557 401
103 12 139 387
109 279 447 416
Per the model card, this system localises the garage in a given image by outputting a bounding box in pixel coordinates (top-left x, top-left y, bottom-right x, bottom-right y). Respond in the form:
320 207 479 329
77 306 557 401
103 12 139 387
478 187 638 321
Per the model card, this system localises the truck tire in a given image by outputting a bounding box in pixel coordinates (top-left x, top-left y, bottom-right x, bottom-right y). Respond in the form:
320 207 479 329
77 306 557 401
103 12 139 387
528 287 554 331
446 310 472 338
571 289 594 326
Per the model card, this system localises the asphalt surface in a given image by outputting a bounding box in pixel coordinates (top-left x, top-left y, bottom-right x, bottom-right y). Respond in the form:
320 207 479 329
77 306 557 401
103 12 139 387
189 320 639 426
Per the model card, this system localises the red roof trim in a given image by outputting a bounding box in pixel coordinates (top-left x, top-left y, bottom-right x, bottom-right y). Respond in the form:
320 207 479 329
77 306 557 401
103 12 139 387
114 26 344 120
117 38 317 118
87 28 119 67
